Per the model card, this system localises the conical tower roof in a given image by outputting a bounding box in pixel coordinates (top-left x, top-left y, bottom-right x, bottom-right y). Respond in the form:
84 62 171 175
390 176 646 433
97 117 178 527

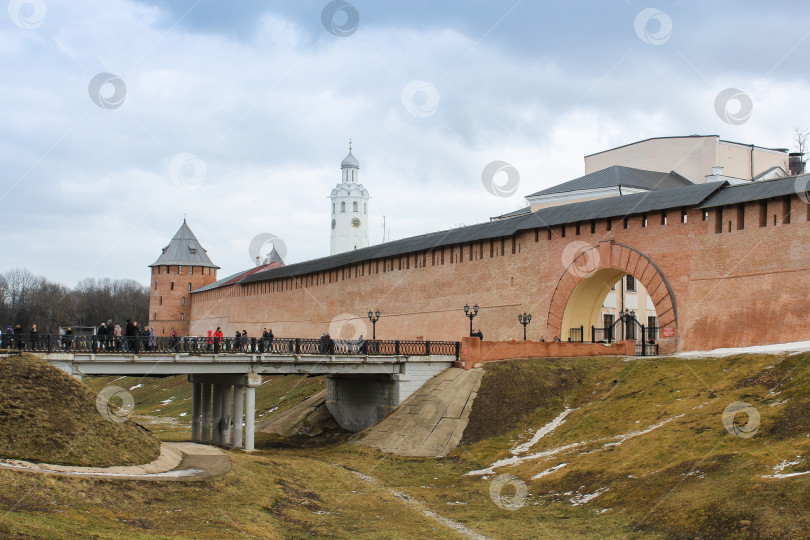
149 220 219 268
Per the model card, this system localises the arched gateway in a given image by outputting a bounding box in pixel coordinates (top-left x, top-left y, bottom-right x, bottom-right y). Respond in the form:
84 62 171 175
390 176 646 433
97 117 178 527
546 240 678 347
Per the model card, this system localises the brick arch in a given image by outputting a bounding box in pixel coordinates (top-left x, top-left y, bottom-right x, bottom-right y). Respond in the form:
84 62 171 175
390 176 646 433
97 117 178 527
546 240 678 339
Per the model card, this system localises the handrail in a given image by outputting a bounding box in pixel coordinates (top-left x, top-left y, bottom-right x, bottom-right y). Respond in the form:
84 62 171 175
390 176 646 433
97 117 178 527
0 334 461 359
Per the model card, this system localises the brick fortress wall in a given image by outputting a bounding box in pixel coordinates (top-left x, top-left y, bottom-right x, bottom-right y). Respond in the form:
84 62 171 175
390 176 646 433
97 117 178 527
188 194 810 352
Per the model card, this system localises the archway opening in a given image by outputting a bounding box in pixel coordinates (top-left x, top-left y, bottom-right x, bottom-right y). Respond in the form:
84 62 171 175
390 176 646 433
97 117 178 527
559 268 659 342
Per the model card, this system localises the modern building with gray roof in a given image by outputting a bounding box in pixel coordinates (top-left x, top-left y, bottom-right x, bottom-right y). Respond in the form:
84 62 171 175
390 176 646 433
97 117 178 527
525 165 692 199
150 220 219 269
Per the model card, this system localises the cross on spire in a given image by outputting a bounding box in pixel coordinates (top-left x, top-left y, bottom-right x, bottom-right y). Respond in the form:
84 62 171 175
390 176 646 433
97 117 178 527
349 138 352 152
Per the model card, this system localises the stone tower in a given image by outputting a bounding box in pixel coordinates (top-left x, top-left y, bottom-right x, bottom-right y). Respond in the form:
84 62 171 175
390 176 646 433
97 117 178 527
330 142 370 255
148 219 219 336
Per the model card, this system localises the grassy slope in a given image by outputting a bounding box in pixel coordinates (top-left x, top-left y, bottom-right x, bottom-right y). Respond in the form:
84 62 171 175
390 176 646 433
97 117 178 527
0 354 160 467
1 353 809 538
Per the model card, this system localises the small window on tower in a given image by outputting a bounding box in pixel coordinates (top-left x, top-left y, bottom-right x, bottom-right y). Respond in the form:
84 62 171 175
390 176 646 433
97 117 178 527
353 201 358 212
181 313 185 321
364 203 367 214
170 282 174 291
188 282 192 291
341 201 346 213
181 297 185 306
332 203 335 214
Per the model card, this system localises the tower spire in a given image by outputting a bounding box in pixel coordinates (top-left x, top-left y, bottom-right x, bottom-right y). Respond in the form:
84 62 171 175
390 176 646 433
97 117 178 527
349 138 352 152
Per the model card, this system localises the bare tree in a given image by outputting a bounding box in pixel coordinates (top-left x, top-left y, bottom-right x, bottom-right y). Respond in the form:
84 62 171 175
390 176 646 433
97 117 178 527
793 127 809 157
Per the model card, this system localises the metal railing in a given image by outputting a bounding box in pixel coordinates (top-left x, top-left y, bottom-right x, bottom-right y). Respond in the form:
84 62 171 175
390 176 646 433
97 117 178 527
0 334 460 359
562 325 660 356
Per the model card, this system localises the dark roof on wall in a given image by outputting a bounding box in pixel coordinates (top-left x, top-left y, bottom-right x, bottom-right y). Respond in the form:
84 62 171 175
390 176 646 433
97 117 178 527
526 166 692 198
700 174 807 208
150 221 219 268
204 174 807 290
491 206 532 220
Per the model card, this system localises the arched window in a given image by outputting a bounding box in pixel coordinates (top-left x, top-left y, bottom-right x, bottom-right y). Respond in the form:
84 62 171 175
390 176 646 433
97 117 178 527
181 297 185 306
159 296 163 305
190 266 194 275
332 203 335 214
178 266 182 274
353 201 358 212
188 282 192 291
181 313 185 321
341 201 346 213
364 203 367 214
170 282 174 291
154 281 157 290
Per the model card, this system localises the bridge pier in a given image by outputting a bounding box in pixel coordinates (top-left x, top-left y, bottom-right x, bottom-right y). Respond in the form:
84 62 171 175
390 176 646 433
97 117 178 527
212 385 223 445
191 382 201 441
325 361 453 431
188 373 260 450
201 383 212 443
233 385 244 448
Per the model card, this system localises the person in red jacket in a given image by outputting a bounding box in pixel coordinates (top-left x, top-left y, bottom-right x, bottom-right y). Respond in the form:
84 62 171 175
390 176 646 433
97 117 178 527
213 327 223 354
207 329 213 352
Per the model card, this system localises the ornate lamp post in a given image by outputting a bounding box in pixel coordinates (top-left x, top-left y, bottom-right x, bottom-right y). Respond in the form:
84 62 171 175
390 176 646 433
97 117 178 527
367 310 381 339
464 304 479 337
518 313 532 340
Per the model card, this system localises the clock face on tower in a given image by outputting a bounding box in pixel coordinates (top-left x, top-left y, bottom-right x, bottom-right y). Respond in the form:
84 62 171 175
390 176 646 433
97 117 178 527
331 219 336 230
351 217 361 228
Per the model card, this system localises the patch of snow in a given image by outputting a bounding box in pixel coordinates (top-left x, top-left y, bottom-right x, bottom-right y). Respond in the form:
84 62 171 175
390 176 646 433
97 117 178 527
762 456 809 479
676 340 810 358
179 412 188 417
511 408 576 455
161 398 174 404
769 399 789 407
570 487 608 506
129 384 143 390
531 463 567 480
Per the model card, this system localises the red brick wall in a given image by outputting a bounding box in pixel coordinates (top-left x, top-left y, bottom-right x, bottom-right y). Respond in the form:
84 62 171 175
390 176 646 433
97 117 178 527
188 194 810 352
147 265 217 336
458 336 635 368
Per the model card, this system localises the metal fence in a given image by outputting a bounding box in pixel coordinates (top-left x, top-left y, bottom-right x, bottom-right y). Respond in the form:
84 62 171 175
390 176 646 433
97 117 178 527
565 325 660 356
0 334 460 359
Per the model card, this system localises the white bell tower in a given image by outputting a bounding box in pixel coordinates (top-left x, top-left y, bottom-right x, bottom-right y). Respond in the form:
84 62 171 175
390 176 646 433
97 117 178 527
330 140 370 255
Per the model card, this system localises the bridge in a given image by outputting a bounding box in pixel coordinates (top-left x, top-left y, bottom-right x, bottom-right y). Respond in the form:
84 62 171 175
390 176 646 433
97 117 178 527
31 335 460 451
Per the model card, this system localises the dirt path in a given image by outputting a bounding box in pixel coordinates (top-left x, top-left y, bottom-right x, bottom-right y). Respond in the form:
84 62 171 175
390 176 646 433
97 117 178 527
0 442 230 481
338 465 491 540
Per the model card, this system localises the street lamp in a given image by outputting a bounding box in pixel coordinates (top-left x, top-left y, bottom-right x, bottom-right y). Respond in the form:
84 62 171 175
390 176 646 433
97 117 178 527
367 310 381 339
518 313 532 340
464 303 479 337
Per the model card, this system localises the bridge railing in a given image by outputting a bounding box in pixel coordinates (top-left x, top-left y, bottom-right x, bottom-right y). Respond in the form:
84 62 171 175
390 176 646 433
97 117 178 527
1 334 460 359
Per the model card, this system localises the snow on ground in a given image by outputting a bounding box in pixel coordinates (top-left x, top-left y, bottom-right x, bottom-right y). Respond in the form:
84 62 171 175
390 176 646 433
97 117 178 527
129 383 143 390
511 408 576 456
675 340 810 358
762 456 810 479
531 463 568 480
468 406 704 477
570 487 608 506
161 397 175 404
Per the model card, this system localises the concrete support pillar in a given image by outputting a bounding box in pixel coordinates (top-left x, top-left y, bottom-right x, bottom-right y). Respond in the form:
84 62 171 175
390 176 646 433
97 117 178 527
233 385 245 449
222 385 233 446
201 383 212 443
191 382 202 442
245 386 256 451
212 384 223 445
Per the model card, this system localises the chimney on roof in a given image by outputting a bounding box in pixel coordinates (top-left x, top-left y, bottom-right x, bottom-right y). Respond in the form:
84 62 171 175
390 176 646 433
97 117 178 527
706 166 724 183
789 152 806 175
255 256 261 267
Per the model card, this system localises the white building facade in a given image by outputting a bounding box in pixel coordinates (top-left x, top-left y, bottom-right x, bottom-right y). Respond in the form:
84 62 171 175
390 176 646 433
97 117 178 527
330 146 370 255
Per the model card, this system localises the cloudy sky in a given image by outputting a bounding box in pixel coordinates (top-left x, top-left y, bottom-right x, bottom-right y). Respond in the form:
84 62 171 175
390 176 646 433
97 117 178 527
2 0 810 286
